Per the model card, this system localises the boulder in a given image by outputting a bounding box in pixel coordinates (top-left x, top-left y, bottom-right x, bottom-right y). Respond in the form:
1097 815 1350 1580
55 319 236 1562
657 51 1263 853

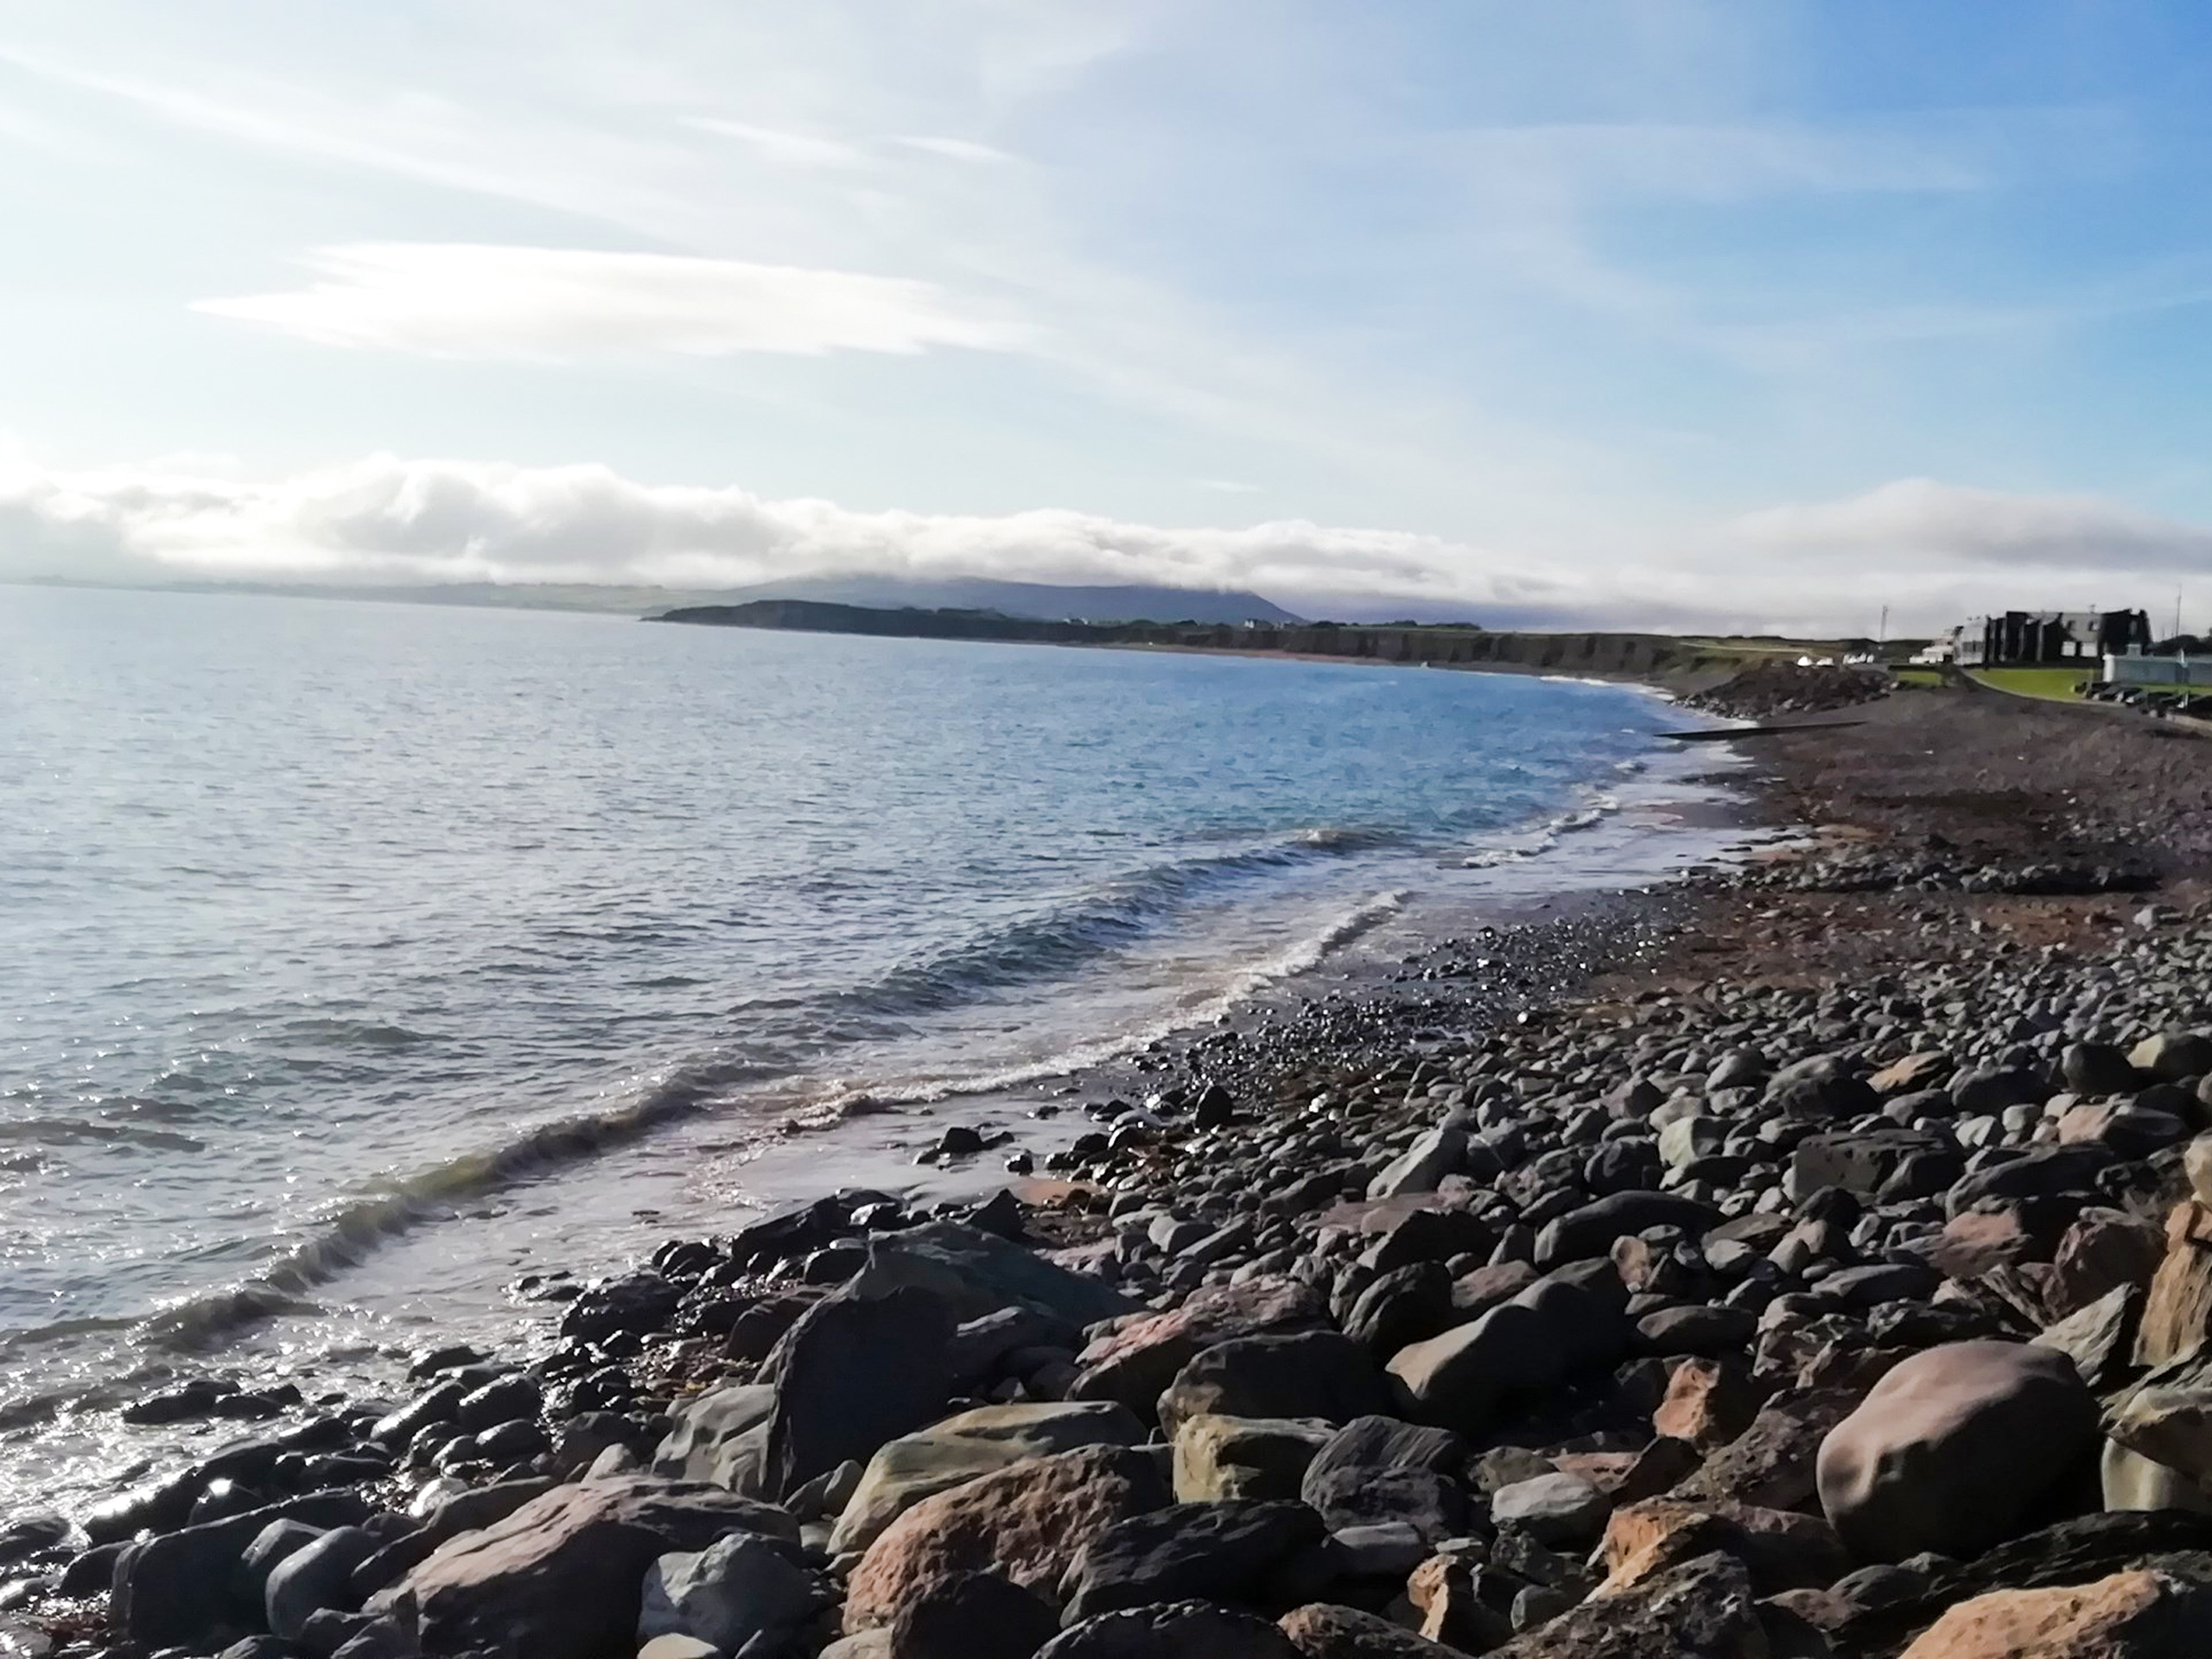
2138 1199 2212 1366
1069 1280 1326 1416
1483 1549 1765 1657
1299 1417 1466 1541
2062 1043 2142 1096
843 1445 1170 1631
1386 1302 1555 1433
1341 1264 1454 1357
1789 1129 1953 1198
1277 1603 1459 1657
1596 1498 1847 1595
2106 1378 2212 1488
1871 1052 1954 1096
1173 1416 1336 1504
1672 1389 1859 1510
650 1385 776 1493
1896 1567 2212 1657
1490 1473 1611 1548
1367 1125 1466 1199
848 1222 1135 1328
2056 1103 2190 1158
112 1491 371 1649
1944 1147 2112 1220
1533 1193 1720 1270
1035 1600 1300 1658
2129 1032 2212 1084
1058 1499 1326 1623
1652 1356 1765 1451
637 1532 821 1655
887 1571 1058 1659
760 1285 960 1497
369 1478 795 1659
1816 1341 2100 1561
2047 1209 2166 1321
830 1401 1145 1555
2031 1284 2141 1389
265 1527 379 1642
2101 1440 2212 1515
1157 1332 1394 1436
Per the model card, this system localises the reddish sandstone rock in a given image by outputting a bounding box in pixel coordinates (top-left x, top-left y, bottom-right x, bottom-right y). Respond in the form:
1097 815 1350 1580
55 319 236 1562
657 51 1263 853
842 1445 1168 1631
1652 1357 1766 1452
1067 1279 1325 1416
1815 1341 2099 1563
2136 1201 2212 1367
2046 1208 2164 1322
1406 1553 1513 1651
1896 1568 2212 1657
1597 1497 1847 1595
1671 1389 1859 1511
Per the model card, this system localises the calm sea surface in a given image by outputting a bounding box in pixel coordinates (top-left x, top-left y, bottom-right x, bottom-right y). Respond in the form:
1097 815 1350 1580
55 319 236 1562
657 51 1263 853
0 584 1740 1510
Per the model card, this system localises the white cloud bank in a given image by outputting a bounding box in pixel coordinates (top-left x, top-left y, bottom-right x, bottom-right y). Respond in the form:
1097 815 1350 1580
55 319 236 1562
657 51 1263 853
194 245 1029 360
8 448 2212 632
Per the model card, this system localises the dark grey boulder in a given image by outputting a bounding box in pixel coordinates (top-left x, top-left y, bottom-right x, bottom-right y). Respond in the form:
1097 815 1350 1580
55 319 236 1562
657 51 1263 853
267 1527 381 1642
1300 1416 1465 1541
1058 1500 1326 1623
1037 1599 1300 1657
2062 1043 2141 1096
112 1491 371 1649
1534 1192 1720 1269
1944 1146 2113 1218
760 1284 960 1497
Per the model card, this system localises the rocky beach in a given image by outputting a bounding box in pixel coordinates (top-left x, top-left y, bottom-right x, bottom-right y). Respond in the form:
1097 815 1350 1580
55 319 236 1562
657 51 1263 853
17 675 2212 1659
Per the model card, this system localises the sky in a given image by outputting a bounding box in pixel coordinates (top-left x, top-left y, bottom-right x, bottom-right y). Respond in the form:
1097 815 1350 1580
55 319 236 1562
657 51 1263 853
4 1 2212 632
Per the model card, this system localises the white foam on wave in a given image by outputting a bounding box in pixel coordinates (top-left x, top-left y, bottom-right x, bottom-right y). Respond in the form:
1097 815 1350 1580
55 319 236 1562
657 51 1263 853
802 887 1408 1117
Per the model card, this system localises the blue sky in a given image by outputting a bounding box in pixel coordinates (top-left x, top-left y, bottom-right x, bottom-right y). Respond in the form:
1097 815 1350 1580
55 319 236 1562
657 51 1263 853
3 0 2212 630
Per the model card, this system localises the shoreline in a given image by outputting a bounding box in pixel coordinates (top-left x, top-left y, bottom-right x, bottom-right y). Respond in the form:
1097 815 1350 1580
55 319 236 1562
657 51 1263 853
26 683 2212 1656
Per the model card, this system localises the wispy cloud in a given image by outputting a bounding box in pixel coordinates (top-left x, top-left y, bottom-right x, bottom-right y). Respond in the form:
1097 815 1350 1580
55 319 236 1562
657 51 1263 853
894 135 1018 165
685 118 870 169
193 244 1030 359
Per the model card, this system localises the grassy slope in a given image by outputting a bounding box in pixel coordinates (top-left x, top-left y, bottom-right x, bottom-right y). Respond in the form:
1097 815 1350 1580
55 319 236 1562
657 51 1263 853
1967 666 2095 700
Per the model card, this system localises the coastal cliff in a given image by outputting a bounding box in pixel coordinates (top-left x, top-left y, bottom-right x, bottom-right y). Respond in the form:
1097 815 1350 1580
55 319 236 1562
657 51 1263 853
650 598 1740 683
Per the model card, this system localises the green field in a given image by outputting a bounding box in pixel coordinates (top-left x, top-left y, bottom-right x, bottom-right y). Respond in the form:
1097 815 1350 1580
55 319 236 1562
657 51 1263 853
1967 667 2095 701
1890 667 1950 688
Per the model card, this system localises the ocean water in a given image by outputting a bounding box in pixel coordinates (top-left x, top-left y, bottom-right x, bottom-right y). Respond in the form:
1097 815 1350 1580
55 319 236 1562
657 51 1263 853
0 584 1742 1510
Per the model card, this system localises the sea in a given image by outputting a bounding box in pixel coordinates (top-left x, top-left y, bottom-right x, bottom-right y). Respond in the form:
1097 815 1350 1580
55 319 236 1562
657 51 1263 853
0 583 1751 1515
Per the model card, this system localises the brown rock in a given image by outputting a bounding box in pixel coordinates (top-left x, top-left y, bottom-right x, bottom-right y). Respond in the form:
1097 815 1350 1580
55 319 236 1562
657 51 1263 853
1871 1052 1953 1096
1928 1206 2043 1278
842 1445 1169 1631
369 1478 798 1659
1598 1498 1847 1595
1896 1567 2212 1657
2136 1201 2212 1367
1488 1549 1766 1658
1672 1389 1859 1511
1406 1553 1514 1652
1653 1357 1767 1452
1279 1603 1459 1657
1068 1279 1325 1415
1815 1341 2100 1562
2047 1209 2165 1321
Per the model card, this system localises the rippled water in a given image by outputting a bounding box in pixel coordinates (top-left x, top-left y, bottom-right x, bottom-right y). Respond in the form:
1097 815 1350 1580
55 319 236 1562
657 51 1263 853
0 583 1732 1508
